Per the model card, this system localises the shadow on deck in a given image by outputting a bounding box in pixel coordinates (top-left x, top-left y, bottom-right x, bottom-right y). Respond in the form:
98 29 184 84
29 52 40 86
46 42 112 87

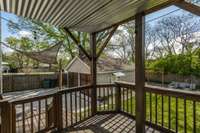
66 113 161 133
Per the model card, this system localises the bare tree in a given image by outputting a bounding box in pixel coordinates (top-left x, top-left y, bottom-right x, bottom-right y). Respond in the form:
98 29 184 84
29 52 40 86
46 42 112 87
155 14 200 55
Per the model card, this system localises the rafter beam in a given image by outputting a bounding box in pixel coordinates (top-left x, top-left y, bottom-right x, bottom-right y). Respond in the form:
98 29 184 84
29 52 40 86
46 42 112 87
96 25 118 59
175 1 200 16
63 28 91 60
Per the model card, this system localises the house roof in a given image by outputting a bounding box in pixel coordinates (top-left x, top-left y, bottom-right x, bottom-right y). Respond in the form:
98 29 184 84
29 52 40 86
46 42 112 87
97 57 124 71
65 56 90 74
80 55 133 72
65 56 131 74
1 0 173 33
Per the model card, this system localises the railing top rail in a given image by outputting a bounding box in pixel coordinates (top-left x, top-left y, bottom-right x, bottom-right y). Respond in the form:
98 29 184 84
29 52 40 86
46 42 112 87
115 81 136 88
115 81 200 101
145 85 200 101
10 85 92 104
10 91 56 104
96 83 115 88
0 99 10 106
3 82 200 105
58 84 92 94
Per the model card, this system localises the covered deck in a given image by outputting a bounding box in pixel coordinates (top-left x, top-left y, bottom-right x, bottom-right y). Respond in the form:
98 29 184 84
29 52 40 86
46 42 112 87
1 0 200 133
1 82 200 133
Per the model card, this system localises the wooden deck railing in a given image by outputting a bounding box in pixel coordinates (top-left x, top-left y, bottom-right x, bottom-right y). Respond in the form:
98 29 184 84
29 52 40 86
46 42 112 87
0 82 199 133
4 92 55 133
58 85 92 129
96 84 116 112
0 85 93 133
116 81 200 133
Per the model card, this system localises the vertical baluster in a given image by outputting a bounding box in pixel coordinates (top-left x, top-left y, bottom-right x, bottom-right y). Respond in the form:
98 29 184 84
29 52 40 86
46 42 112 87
150 92 152 123
121 87 123 111
45 99 48 128
22 103 25 133
168 96 171 130
103 87 106 111
134 88 136 115
115 84 121 112
38 100 41 131
97 87 99 111
130 88 133 115
111 86 114 110
176 97 178 133
70 92 73 125
107 87 110 110
87 88 90 116
161 95 164 127
116 86 123 111
75 91 77 123
123 88 125 111
65 93 68 127
96 87 98 110
84 89 86 118
184 98 187 133
79 90 82 121
155 94 158 124
193 101 196 133
98 87 101 111
126 88 129 113
30 102 33 133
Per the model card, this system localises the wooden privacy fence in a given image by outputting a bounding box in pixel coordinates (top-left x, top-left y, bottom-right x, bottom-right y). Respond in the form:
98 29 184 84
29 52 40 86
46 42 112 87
97 70 200 87
2 72 90 92
0 82 200 133
146 71 200 86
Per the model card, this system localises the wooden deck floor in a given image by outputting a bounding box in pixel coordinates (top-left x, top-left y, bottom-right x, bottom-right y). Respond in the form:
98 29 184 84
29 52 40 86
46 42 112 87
66 113 161 133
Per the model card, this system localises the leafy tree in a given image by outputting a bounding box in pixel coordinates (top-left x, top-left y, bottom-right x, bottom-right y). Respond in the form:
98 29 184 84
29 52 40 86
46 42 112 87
148 48 200 77
5 16 110 69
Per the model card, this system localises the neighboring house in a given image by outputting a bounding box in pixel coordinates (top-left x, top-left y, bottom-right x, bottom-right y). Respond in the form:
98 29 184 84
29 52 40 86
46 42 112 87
65 56 90 74
65 56 91 86
65 56 135 84
97 57 123 71
81 55 134 72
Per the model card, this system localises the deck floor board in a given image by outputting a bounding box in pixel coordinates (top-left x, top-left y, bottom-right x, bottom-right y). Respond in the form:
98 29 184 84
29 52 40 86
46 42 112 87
67 114 161 133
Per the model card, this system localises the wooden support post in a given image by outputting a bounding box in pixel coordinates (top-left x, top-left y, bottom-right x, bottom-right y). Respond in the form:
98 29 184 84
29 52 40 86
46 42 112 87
90 33 97 115
53 94 63 131
115 83 121 112
135 13 145 133
1 101 16 133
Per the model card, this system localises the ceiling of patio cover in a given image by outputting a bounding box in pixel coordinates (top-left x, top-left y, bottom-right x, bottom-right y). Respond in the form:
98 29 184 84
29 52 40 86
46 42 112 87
1 0 171 33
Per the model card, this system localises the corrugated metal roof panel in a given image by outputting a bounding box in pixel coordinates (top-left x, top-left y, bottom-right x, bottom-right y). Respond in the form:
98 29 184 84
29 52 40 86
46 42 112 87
1 0 172 32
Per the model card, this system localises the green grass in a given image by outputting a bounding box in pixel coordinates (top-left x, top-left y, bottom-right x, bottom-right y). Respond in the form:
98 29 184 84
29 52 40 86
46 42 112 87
122 93 200 133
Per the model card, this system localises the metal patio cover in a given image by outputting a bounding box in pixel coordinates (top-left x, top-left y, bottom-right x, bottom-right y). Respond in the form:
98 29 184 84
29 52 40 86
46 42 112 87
1 0 171 33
